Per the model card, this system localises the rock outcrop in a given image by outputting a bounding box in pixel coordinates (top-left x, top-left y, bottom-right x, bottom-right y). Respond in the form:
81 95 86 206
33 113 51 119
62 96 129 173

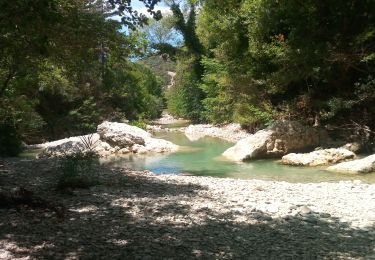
281 148 355 166
222 120 328 162
97 121 150 147
184 124 251 143
327 154 375 174
38 122 178 158
37 134 101 158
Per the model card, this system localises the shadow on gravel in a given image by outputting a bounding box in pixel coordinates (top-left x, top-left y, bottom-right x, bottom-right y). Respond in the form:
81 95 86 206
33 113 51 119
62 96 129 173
0 165 374 259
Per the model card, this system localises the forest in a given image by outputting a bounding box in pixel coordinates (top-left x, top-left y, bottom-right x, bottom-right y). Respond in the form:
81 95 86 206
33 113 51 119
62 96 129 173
167 0 375 138
0 0 165 156
1 0 375 157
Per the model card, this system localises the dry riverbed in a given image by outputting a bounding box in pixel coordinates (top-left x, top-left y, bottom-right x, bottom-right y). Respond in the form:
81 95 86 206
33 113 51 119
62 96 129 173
0 158 374 259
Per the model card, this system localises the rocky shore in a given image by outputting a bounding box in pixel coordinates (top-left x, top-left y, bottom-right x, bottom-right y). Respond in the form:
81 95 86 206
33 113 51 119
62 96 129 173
184 124 251 143
0 158 374 259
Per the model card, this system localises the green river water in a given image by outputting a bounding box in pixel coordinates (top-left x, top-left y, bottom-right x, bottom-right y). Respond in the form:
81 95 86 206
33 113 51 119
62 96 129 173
102 131 375 183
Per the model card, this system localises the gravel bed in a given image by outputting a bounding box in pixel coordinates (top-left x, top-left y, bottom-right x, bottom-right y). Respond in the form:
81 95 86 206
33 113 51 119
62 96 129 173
0 158 374 259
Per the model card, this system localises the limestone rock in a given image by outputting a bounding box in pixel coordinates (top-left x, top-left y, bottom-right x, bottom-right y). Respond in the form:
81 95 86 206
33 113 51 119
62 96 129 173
38 122 179 158
37 134 101 158
118 148 130 154
131 144 149 154
327 154 375 174
341 142 362 153
97 121 150 148
184 124 251 143
281 148 355 166
143 138 179 153
299 206 312 215
222 120 328 162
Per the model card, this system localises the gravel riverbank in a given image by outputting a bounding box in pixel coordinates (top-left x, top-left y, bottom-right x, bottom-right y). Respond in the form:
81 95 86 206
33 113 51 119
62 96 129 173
0 158 374 259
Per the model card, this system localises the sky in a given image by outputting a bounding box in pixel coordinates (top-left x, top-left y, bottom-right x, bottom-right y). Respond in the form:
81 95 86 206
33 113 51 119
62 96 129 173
110 1 171 28
110 1 182 49
131 1 170 17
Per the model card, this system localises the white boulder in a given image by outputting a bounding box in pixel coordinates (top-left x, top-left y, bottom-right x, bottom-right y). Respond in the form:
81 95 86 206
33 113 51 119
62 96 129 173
184 124 251 143
222 120 328 162
97 121 150 147
143 138 179 153
37 134 102 158
281 148 355 166
327 154 375 174
38 122 179 158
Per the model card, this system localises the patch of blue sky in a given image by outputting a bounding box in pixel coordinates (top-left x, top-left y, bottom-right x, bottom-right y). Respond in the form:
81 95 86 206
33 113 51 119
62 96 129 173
110 1 181 45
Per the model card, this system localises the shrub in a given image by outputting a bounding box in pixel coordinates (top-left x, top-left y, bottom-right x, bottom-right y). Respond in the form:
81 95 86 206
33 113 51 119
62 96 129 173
130 113 148 130
167 54 205 122
57 151 100 190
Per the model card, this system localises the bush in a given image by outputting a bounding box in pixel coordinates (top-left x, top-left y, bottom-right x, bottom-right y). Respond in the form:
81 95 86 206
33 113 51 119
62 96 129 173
167 54 205 122
0 97 44 157
57 151 100 190
130 114 148 130
0 120 23 157
233 103 274 131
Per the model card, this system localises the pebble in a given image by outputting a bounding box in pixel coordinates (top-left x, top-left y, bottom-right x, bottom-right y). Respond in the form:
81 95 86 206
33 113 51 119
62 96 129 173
299 206 312 215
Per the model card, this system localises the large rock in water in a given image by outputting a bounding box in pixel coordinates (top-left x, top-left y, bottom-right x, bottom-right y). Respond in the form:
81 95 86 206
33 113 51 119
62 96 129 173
281 148 355 166
327 154 375 174
97 121 178 153
38 122 178 158
222 120 327 162
97 121 150 147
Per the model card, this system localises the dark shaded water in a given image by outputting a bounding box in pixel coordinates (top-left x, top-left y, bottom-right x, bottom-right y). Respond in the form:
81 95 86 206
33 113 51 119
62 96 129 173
102 131 375 183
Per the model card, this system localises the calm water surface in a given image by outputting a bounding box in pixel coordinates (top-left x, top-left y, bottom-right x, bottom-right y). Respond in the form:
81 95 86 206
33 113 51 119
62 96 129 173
102 131 375 183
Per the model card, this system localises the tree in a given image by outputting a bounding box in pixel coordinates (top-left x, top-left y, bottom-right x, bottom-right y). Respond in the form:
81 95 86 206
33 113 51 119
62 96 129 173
0 0 167 156
163 0 206 122
195 0 375 133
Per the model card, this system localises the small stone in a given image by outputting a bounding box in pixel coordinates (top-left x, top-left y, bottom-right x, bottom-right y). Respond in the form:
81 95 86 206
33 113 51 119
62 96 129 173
299 206 312 215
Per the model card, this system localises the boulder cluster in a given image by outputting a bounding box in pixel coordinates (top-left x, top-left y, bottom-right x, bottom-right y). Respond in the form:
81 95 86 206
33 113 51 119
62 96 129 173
221 120 375 174
37 122 179 158
222 120 328 161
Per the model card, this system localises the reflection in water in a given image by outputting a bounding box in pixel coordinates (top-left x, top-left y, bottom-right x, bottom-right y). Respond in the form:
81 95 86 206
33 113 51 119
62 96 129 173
102 131 375 183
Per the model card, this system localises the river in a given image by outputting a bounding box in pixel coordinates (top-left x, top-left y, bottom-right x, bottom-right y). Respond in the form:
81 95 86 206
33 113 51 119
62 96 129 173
102 131 375 183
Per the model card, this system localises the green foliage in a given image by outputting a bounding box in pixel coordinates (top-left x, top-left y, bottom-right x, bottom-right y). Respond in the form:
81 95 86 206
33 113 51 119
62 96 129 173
199 58 233 123
0 119 22 157
0 0 166 155
169 2 204 55
162 0 207 122
0 96 44 156
140 14 181 48
103 62 164 121
167 53 205 122
107 0 162 29
139 55 176 88
233 103 274 130
57 151 100 190
68 97 102 134
195 0 375 131
130 115 148 130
